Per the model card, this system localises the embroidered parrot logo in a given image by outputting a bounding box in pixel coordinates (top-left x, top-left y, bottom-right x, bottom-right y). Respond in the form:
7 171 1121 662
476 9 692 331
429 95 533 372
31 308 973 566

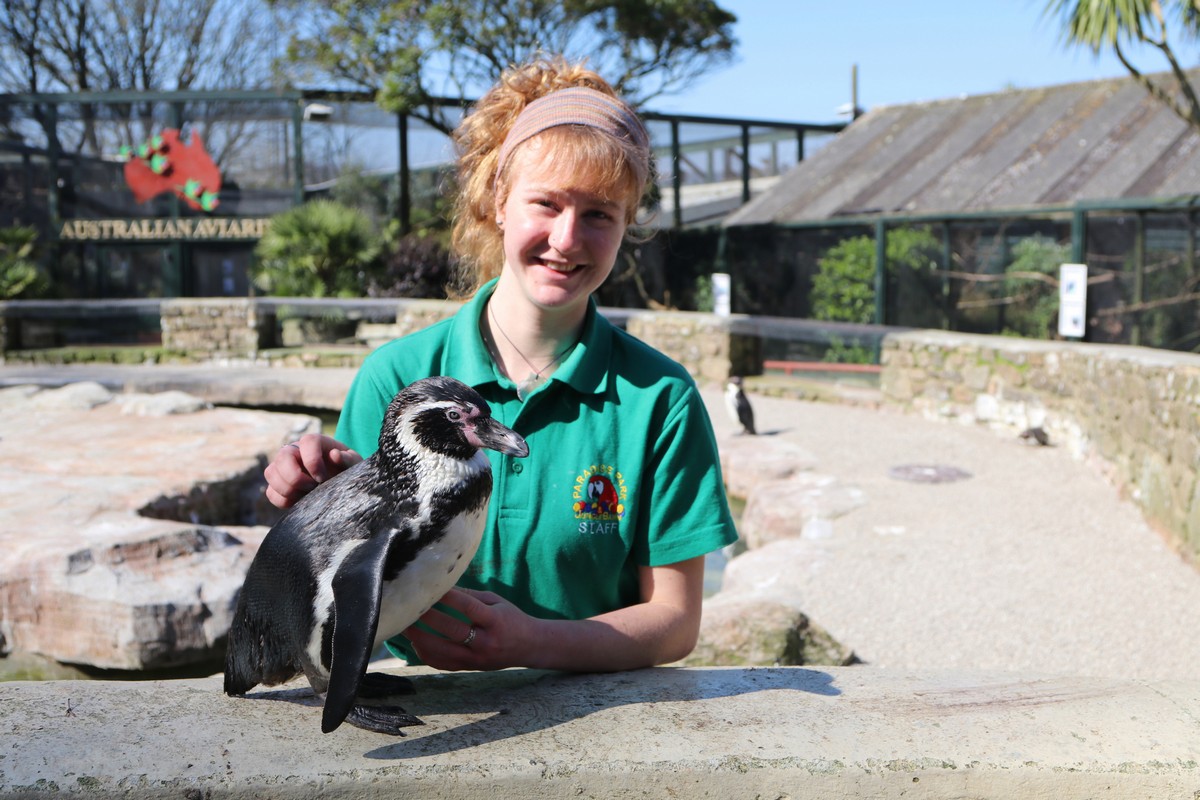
585 475 621 516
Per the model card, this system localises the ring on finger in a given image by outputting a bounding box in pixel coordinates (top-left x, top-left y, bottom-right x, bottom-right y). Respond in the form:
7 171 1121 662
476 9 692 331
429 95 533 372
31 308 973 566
462 626 477 647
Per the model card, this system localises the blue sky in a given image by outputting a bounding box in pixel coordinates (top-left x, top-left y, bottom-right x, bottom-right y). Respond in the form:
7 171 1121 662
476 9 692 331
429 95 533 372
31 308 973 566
653 0 1177 122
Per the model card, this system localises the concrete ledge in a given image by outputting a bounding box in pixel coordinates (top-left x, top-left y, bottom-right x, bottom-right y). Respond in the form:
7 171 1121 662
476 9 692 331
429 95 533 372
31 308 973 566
3 667 1198 798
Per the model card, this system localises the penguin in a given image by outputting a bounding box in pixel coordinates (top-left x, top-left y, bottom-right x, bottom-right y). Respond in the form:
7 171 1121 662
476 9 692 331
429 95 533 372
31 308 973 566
724 375 756 435
1019 426 1051 446
223 376 528 735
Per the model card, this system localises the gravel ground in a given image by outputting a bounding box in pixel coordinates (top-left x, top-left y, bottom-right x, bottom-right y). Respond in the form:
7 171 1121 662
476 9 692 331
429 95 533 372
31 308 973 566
701 385 1200 681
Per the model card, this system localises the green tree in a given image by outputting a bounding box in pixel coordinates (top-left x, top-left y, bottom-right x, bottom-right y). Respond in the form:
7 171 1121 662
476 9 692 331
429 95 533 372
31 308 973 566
0 226 48 300
812 227 943 325
810 227 943 363
1044 0 1200 133
1001 235 1070 339
252 200 381 297
274 0 738 133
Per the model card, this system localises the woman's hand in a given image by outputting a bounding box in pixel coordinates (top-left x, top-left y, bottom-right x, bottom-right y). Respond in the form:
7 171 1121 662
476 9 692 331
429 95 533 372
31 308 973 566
263 433 362 509
404 557 706 673
403 588 537 672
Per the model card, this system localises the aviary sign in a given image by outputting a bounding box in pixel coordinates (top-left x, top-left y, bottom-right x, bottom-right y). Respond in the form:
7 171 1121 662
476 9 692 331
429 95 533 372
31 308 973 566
58 218 271 241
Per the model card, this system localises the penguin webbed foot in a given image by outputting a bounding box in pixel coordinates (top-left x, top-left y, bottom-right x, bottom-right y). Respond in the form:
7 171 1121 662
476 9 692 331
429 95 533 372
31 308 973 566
341 703 425 736
356 671 417 698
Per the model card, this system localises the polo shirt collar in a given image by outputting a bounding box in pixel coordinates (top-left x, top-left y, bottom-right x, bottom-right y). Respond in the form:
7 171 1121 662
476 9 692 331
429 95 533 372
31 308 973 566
441 278 612 398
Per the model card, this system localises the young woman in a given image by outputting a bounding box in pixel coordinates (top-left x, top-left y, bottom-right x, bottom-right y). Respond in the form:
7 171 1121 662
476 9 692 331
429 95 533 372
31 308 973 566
263 56 737 673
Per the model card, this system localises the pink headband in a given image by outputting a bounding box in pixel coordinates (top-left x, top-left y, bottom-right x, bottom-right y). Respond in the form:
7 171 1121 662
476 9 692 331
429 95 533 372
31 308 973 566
495 86 650 177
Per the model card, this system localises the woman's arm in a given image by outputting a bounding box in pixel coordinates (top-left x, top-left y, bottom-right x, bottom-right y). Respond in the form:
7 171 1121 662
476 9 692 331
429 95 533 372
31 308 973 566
404 556 706 672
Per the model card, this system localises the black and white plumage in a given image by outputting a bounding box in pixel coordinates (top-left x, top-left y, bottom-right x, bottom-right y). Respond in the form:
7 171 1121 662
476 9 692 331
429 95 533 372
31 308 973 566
724 376 756 435
224 376 528 735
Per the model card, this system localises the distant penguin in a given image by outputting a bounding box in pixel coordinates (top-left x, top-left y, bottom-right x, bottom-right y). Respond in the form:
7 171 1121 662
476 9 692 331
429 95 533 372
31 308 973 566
1019 426 1050 446
725 375 756 435
224 376 529 735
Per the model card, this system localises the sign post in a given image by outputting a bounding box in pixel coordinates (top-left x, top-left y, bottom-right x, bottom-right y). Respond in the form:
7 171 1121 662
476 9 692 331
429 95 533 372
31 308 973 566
1058 263 1088 339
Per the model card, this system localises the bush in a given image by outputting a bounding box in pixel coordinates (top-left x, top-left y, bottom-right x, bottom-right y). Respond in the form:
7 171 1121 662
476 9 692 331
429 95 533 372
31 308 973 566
0 226 49 300
811 226 943 326
252 201 381 297
365 223 455 299
1002 235 1070 339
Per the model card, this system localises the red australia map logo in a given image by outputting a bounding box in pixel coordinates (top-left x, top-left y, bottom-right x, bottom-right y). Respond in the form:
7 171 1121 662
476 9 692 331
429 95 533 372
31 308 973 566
120 129 221 212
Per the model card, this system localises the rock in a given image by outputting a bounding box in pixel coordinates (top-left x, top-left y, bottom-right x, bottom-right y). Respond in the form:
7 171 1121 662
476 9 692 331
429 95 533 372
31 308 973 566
1 524 270 670
0 383 320 670
28 380 112 409
719 434 817 500
115 390 211 416
683 594 857 667
739 473 865 549
718 538 832 608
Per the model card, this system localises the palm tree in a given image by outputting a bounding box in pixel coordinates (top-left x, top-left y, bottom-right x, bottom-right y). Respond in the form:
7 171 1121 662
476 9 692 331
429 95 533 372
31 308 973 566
1044 0 1200 133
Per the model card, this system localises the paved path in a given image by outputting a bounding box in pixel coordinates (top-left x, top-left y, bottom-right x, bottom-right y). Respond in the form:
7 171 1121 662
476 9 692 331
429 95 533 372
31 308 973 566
6 362 1200 681
702 388 1200 681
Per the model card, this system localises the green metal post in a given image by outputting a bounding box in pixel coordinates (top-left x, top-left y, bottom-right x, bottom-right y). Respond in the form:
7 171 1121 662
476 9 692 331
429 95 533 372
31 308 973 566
292 100 305 207
941 221 953 329
874 219 888 326
741 124 751 204
45 104 61 294
166 102 184 297
398 112 411 235
671 120 682 229
1132 212 1145 347
46 104 60 229
1070 208 1086 263
1188 211 1197 278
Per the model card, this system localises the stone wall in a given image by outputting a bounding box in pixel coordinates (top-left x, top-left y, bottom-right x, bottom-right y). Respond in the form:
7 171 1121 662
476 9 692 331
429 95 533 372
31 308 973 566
157 299 761 383
880 329 1200 561
160 299 275 359
625 311 762 384
356 298 462 349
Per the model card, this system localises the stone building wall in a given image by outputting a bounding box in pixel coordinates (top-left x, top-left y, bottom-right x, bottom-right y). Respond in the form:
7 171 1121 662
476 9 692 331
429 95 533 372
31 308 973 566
880 329 1200 561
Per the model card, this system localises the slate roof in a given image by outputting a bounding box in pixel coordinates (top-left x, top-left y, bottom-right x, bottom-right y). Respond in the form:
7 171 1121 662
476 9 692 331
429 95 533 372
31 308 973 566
725 70 1200 225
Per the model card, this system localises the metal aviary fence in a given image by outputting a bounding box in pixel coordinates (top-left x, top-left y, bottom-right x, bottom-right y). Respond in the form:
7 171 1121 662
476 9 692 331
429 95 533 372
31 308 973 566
630 199 1200 361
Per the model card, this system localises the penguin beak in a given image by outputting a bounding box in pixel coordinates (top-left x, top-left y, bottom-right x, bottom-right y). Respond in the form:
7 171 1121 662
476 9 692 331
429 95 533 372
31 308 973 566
465 417 529 458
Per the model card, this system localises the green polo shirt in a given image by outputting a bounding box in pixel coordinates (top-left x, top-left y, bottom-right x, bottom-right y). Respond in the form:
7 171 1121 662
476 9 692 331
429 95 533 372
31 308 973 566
335 280 737 653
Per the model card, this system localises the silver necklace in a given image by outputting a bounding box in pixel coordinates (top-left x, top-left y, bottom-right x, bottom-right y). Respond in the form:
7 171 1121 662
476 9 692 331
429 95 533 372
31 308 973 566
488 303 576 401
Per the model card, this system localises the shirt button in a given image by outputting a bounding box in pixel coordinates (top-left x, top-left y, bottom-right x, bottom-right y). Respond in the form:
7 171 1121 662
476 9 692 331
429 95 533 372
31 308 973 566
511 462 523 474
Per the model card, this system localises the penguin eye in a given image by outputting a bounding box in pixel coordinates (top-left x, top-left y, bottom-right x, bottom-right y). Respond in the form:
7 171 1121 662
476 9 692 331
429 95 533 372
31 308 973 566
447 409 462 422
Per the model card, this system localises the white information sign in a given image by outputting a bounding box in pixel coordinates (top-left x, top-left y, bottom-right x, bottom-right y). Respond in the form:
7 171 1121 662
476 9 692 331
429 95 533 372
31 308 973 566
712 272 731 316
1058 263 1088 339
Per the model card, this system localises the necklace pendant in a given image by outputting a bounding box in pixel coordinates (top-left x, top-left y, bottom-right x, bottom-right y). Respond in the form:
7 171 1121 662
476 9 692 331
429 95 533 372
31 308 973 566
516 372 547 401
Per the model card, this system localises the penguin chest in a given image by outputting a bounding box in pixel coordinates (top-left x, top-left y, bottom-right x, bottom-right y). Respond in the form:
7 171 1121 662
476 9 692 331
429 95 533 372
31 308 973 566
724 387 739 422
373 505 488 648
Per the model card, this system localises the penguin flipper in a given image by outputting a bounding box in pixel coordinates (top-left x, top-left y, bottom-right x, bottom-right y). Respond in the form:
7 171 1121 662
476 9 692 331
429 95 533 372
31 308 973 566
322 530 396 734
